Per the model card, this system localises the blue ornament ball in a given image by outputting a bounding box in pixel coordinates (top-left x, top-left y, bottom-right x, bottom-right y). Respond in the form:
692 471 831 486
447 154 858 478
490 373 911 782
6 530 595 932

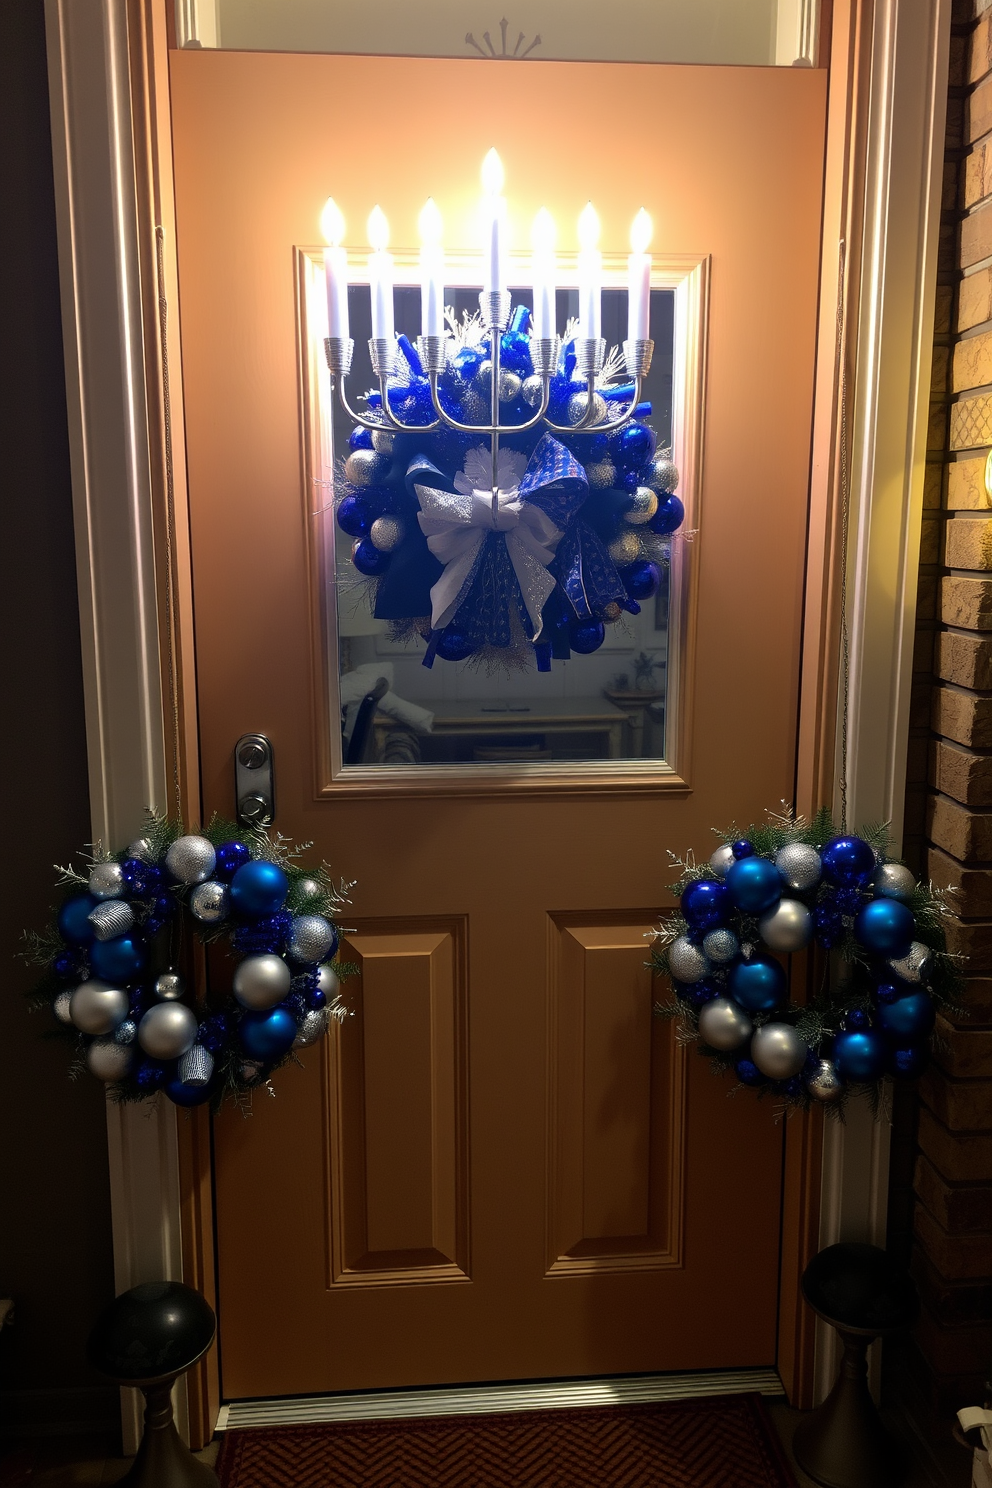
53 951 78 980
726 856 781 914
649 494 685 536
348 427 373 451
728 954 787 1013
336 495 373 538
843 1008 871 1031
620 469 640 494
569 619 606 654
854 898 915 958
875 980 909 1006
889 1044 930 1079
215 840 252 881
731 840 754 859
618 422 654 466
135 1058 168 1091
239 1006 298 1063
90 934 146 982
229 860 289 916
198 1014 229 1054
821 835 876 886
689 978 721 1008
621 560 661 600
166 1076 214 1107
681 878 732 932
833 1028 888 1083
735 1058 767 1088
877 991 935 1043
352 537 390 576
58 893 99 946
436 627 475 662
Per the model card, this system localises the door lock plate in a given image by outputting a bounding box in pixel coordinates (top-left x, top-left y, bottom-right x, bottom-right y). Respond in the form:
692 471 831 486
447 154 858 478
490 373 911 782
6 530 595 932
234 734 274 826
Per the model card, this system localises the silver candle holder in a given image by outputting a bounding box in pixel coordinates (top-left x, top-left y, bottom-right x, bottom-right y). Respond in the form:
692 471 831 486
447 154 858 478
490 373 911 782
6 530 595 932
324 291 654 519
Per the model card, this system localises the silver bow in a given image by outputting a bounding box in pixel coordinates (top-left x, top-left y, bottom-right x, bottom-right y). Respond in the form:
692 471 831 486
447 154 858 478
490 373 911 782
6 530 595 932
415 447 562 639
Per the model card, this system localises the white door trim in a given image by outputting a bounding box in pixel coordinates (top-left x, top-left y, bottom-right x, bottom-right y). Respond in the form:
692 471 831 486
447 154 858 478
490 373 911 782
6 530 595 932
43 0 947 1431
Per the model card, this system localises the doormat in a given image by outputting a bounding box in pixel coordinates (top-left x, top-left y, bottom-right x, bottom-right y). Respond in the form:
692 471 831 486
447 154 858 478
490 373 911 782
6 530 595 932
216 1392 798 1487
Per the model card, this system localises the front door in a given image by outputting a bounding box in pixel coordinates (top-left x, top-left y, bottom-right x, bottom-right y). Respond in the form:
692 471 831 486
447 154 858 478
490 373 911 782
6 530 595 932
168 44 827 1399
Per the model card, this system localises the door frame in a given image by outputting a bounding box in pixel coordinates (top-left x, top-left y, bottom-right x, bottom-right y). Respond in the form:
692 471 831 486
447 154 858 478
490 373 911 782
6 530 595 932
44 0 948 1446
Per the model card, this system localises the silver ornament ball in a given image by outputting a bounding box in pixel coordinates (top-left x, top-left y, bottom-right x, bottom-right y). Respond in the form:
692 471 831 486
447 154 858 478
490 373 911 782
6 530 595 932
137 1002 198 1060
751 1023 809 1079
294 1009 330 1047
702 927 739 964
190 880 230 924
89 861 126 900
568 390 608 426
232 953 291 1010
54 990 74 1025
668 935 710 984
498 370 522 404
697 997 753 1051
70 980 129 1035
608 531 641 566
164 834 216 885
646 456 679 493
287 915 336 965
521 375 544 408
126 837 155 863
87 1039 136 1083
774 842 822 892
371 429 394 455
474 358 493 387
888 941 932 984
806 1058 845 1104
585 460 616 490
178 1044 215 1086
369 516 404 553
872 862 917 901
626 487 659 525
297 877 324 902
344 448 387 487
154 971 185 1001
710 844 735 879
88 899 135 942
759 898 813 953
316 964 340 1003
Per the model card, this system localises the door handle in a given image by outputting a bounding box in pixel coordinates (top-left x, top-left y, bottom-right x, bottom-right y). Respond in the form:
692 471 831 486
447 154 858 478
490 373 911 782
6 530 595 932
234 733 274 826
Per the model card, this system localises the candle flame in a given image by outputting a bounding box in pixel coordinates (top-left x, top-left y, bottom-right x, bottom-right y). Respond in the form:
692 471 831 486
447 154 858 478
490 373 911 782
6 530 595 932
419 198 443 247
481 148 505 196
367 205 390 252
630 208 653 254
320 197 345 247
530 207 556 255
577 201 601 252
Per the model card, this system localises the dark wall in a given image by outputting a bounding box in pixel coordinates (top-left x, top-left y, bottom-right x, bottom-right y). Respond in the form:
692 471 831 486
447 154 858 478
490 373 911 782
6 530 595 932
0 0 117 1438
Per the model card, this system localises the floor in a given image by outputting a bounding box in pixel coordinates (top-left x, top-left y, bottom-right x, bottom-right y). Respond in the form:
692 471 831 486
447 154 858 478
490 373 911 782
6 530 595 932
0 1403 972 1486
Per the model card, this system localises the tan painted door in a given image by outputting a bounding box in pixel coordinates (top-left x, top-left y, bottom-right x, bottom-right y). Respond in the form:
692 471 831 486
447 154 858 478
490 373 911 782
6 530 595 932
169 48 827 1399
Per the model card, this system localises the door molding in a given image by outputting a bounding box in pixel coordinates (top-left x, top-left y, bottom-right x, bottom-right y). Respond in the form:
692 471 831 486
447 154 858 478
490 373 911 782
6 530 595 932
43 0 947 1435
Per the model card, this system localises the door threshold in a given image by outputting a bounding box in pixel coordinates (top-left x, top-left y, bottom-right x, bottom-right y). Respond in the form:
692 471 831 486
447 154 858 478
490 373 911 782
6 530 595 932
216 1367 784 1430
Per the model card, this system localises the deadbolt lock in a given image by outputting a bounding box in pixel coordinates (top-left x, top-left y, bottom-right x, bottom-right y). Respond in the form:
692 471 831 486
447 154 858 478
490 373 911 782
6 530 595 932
234 733 274 827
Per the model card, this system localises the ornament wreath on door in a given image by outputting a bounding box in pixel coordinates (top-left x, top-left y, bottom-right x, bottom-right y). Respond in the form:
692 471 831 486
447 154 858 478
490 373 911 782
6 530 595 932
21 814 352 1107
652 809 962 1111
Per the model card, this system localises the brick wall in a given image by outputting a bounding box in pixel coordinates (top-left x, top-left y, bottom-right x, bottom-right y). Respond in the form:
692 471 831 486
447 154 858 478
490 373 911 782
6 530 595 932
897 0 992 1419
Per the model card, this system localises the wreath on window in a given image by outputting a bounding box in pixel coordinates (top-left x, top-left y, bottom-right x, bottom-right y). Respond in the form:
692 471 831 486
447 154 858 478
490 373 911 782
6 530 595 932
652 810 962 1110
21 814 353 1107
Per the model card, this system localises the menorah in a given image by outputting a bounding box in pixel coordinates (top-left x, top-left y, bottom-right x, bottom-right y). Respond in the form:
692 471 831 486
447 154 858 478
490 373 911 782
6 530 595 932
320 151 655 513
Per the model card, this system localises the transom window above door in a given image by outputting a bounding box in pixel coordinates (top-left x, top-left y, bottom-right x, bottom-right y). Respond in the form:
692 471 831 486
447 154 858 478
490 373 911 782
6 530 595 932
178 0 821 67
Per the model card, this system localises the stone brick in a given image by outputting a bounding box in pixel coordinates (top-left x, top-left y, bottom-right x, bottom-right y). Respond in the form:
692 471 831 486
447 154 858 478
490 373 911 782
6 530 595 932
941 913 992 966
919 1103 992 1180
932 739 992 805
934 686 992 747
971 9 992 83
961 200 992 265
928 845 992 916
958 976 992 1023
927 792 992 860
945 515 992 568
939 630 992 686
915 1152 992 1231
947 456 991 509
942 574 992 626
957 266 992 331
912 1245 992 1325
934 1014 992 1079
915 1305 992 1372
915 1199 992 1276
953 329 992 391
920 1062 992 1129
968 75 992 144
965 140 992 212
950 394 992 450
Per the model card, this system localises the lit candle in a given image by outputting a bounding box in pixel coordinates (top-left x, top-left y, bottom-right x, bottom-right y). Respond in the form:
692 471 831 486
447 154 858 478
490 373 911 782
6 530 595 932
530 208 556 339
627 208 653 343
577 202 602 341
418 198 444 337
481 148 507 295
367 205 394 342
320 197 348 340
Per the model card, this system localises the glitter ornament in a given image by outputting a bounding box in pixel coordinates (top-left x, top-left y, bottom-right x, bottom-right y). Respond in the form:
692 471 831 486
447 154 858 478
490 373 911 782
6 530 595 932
728 954 787 1013
735 1058 766 1087
646 456 678 493
58 894 98 945
137 1002 198 1060
726 857 782 914
758 899 813 953
473 359 493 386
697 997 753 1051
608 532 641 566
751 1023 808 1080
649 494 685 535
709 844 735 879
70 979 129 1035
126 837 155 863
178 1044 215 1086
297 877 323 902
89 861 126 900
287 915 337 964
337 495 373 539
681 879 732 932
164 834 216 885
190 880 229 924
872 862 916 901
600 602 622 623
887 941 932 984
890 1045 930 1079
232 953 291 1010
54 990 74 1024
371 429 394 455
229 860 289 915
352 538 391 576
521 375 544 408
154 971 185 1001
854 899 914 957
585 460 616 489
87 900 135 942
499 370 522 403
626 487 659 525
668 936 710 984
568 390 608 425
702 927 739 963
569 619 605 654
215 840 251 880
294 1009 329 1047
369 516 405 553
87 1039 136 1082
821 835 876 886
621 560 660 600
774 842 822 892
344 449 387 487
114 1019 137 1045
806 1059 845 1103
